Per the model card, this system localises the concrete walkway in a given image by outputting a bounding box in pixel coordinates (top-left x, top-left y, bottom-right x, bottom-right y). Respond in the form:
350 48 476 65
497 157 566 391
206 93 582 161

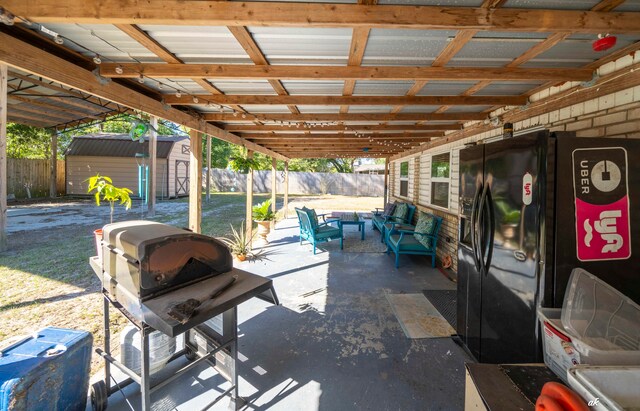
105 217 471 411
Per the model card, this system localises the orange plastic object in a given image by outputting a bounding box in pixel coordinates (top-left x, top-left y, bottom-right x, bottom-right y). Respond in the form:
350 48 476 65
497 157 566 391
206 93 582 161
536 394 564 411
536 382 589 411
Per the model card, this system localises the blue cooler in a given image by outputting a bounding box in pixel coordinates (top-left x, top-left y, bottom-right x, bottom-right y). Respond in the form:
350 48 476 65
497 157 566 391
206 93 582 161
0 327 93 411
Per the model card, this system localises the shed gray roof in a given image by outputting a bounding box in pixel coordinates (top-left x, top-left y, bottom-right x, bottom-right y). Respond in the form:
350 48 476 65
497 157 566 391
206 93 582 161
65 134 189 158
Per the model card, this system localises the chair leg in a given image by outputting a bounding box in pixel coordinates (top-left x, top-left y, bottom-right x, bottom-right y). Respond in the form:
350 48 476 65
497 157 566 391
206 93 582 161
340 236 343 250
395 252 400 268
432 255 436 268
313 243 316 254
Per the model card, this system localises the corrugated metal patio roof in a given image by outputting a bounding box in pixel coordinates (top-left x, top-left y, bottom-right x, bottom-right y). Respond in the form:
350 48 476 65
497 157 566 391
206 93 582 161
66 134 188 158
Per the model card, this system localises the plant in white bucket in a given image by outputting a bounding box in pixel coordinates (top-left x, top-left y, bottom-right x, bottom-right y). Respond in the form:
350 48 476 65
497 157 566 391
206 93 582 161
87 174 133 259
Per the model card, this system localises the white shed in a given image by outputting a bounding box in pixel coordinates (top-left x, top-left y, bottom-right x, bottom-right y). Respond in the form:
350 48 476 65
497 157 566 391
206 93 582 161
65 134 191 199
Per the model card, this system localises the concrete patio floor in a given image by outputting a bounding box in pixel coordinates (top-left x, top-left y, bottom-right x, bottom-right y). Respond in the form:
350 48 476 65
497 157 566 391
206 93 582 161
105 216 472 411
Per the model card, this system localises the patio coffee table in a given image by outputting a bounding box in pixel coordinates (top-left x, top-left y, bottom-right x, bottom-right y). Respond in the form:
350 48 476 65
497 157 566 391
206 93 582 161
329 212 365 240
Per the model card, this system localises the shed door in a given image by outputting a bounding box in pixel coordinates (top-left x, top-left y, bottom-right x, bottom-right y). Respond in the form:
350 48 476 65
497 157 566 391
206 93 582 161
175 160 189 196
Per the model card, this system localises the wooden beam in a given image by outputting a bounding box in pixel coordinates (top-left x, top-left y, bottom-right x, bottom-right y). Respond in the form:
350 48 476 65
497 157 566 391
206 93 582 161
204 112 486 121
115 25 248 115
227 26 300 115
271 157 276 230
390 62 640 160
115 24 182 64
206 135 211 203
591 0 626 12
101 63 592 81
223 124 461 132
188 129 202 233
341 26 372 113
148 116 157 216
0 63 7 251
383 158 388 205
251 139 433 144
49 131 57 198
9 2 640 33
0 32 287 161
437 0 623 113
284 153 391 158
245 150 254 247
164 94 527 106
283 161 289 219
242 131 444 141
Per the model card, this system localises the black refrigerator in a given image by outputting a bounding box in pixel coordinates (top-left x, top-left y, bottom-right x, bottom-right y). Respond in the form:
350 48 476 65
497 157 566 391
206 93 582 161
456 130 640 364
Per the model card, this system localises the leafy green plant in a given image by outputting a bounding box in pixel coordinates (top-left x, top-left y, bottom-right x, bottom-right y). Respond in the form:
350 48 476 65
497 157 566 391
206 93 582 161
217 221 271 261
252 199 275 222
87 174 133 224
229 156 260 174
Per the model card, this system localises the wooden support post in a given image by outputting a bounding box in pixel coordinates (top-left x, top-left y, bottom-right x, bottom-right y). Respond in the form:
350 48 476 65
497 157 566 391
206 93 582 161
271 157 277 229
383 157 389 206
0 64 7 251
188 129 202 233
245 150 254 248
206 135 211 203
283 161 289 219
49 131 57 198
413 156 420 206
148 116 157 216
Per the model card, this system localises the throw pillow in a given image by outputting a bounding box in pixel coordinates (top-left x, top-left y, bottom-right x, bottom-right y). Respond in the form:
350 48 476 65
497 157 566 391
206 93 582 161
414 211 436 248
392 203 409 222
382 201 397 217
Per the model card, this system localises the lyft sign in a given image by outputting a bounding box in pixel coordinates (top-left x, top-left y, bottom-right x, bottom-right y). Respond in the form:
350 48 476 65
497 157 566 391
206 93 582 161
572 148 631 261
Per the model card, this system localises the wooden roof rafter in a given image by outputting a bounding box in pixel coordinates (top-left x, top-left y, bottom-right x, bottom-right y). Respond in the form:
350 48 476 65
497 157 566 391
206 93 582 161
100 63 593 82
6 2 640 34
0 32 288 160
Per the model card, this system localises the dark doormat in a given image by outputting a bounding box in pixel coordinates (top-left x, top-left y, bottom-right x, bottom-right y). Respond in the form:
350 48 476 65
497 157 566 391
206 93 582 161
422 290 457 329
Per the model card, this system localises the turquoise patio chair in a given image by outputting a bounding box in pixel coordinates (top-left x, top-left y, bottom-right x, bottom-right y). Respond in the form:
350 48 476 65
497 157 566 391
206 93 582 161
385 211 442 268
295 207 343 254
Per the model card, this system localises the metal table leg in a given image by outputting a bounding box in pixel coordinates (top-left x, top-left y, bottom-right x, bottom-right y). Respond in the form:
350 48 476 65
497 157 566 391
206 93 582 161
141 327 151 411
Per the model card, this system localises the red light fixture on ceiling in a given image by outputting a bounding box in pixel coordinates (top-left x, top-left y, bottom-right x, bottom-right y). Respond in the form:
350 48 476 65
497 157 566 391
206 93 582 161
593 34 617 52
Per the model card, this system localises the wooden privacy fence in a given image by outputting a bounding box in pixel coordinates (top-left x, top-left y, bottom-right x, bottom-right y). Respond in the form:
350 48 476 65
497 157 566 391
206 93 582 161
7 159 65 199
206 168 384 197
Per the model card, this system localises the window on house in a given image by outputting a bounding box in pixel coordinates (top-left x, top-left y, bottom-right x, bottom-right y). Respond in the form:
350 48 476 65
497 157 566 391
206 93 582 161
431 152 450 208
400 161 409 197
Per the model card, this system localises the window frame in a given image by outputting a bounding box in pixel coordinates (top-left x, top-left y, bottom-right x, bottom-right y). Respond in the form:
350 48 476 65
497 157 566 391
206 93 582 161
429 150 452 211
399 160 410 198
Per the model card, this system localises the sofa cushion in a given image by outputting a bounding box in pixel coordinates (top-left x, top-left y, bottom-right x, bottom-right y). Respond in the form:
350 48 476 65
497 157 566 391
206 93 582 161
413 211 436 248
315 225 341 239
388 234 429 252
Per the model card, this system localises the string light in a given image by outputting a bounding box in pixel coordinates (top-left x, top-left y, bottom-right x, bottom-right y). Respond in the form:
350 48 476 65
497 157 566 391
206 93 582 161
175 91 182 98
137 74 145 84
192 96 199 104
115 65 124 75
93 55 102 65
54 35 64 45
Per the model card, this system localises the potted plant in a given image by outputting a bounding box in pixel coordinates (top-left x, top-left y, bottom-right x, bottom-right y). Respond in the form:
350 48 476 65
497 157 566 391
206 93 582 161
87 174 133 258
218 220 261 261
252 199 276 243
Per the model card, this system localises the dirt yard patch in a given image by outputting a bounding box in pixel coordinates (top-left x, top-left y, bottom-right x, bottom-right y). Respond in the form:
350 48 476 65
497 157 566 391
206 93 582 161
0 193 380 374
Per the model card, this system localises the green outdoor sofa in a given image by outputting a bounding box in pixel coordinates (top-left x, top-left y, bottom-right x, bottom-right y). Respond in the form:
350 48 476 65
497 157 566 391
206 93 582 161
372 202 417 242
385 211 443 268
